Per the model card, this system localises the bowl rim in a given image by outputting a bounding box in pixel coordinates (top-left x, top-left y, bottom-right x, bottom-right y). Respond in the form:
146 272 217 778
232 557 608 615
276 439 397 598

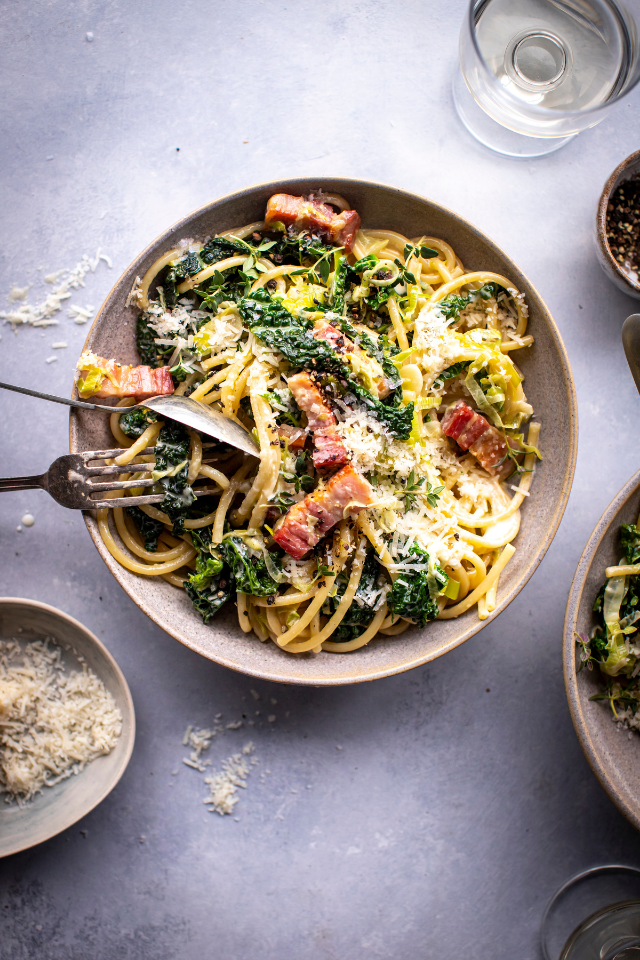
70 175 578 685
563 469 640 832
0 596 136 856
596 149 640 294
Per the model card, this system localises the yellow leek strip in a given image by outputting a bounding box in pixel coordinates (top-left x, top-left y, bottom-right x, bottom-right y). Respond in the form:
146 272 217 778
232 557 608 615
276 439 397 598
97 510 195 575
110 398 136 447
438 544 515 619
197 464 230 489
356 514 396 577
253 590 314 608
322 603 389 653
387 297 409 351
249 264 310 291
606 564 640 578
176 256 246 295
187 430 203 484
138 247 183 310
237 592 252 633
114 421 162 466
212 461 254 543
284 536 368 652
113 508 187 563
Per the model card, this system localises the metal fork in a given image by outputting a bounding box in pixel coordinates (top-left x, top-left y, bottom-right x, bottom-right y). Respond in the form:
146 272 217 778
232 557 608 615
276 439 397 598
0 448 219 510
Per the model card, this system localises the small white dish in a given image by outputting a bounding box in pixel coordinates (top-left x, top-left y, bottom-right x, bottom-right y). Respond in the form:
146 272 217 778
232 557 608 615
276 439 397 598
0 598 135 858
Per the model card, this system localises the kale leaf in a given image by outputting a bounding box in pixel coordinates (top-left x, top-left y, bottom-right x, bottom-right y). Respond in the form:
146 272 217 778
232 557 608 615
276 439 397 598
154 421 194 533
118 407 158 439
219 536 280 596
388 543 448 627
266 231 335 265
136 316 172 367
239 289 414 439
185 527 232 624
622 524 640 565
433 361 470 390
125 505 164 552
200 236 247 265
323 550 384 641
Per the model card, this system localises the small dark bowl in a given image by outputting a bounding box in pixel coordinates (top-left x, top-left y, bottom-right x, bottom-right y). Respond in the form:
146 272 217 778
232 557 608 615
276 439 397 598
595 149 640 300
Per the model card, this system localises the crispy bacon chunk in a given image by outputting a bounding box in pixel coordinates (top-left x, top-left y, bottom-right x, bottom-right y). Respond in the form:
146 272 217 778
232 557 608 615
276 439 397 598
287 371 349 474
275 424 306 450
75 353 174 401
441 399 515 479
313 318 391 399
272 464 375 560
265 193 361 252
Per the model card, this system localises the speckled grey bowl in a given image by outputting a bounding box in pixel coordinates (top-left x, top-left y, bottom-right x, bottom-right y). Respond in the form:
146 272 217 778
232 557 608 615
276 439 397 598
595 149 640 300
70 177 577 685
564 471 640 831
0 598 135 857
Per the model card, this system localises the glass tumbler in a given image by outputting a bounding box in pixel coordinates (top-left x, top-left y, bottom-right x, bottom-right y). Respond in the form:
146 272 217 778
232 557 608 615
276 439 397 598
453 0 640 158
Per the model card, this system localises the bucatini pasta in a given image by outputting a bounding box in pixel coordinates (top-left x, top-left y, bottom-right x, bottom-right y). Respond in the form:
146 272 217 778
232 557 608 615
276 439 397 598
76 191 541 655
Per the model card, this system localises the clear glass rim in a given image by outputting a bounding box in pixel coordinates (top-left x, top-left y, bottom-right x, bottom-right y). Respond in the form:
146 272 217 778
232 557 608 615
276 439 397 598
465 0 640 121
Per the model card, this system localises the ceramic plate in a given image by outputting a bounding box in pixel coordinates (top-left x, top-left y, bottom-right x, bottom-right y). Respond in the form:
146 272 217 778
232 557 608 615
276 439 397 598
70 177 577 685
564 471 640 830
0 598 135 857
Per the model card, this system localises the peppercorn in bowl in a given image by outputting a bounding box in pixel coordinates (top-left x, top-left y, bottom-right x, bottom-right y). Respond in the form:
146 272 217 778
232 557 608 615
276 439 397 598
596 149 640 300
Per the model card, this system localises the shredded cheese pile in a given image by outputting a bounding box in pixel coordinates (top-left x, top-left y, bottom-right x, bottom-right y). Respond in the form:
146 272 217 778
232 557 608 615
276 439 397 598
0 638 122 804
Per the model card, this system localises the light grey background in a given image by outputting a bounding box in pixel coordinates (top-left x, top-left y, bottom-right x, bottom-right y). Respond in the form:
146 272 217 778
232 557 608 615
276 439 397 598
1 2 640 958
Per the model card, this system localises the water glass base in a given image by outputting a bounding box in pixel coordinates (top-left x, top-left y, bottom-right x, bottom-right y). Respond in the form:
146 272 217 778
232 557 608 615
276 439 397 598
452 69 577 158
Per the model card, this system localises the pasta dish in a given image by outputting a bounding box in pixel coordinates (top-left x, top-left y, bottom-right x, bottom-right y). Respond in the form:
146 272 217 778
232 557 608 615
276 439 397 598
75 191 541 655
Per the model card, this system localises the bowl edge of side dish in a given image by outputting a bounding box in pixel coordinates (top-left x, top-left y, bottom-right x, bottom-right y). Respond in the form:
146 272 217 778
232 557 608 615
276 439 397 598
595 149 640 300
564 470 640 832
0 597 135 857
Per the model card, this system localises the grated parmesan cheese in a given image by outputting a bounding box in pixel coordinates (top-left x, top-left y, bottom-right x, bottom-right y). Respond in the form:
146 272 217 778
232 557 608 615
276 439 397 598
204 742 256 816
0 638 122 804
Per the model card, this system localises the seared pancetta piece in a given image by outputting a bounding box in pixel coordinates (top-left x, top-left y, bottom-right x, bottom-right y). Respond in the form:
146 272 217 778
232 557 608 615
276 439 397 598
441 399 515 479
287 371 349 474
75 352 174 401
272 464 375 560
264 194 361 252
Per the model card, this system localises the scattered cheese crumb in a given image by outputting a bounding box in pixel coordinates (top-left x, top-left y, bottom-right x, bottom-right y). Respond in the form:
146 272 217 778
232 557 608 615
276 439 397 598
250 689 260 701
9 286 29 302
21 514 34 528
204 743 255 816
51 341 67 349
226 720 243 730
45 356 57 364
267 715 276 723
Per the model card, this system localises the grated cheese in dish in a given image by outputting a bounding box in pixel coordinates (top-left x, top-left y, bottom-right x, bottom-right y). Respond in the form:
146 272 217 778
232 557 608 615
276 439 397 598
0 638 122 804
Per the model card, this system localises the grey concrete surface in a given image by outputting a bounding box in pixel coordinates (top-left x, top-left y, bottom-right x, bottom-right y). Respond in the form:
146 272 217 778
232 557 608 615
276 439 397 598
1 2 640 958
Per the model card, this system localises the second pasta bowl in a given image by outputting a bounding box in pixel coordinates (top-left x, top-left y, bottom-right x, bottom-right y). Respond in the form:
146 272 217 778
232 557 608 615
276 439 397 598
70 178 577 684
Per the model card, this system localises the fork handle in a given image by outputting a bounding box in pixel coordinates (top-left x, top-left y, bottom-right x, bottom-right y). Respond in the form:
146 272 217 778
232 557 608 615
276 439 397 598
0 380 117 412
0 474 47 493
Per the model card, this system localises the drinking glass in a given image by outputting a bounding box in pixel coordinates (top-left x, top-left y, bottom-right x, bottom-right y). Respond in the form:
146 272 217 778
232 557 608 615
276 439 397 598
453 0 640 158
540 865 640 960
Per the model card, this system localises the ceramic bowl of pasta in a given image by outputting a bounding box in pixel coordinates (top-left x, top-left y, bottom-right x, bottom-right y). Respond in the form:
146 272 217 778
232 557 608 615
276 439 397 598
70 178 577 684
564 471 640 830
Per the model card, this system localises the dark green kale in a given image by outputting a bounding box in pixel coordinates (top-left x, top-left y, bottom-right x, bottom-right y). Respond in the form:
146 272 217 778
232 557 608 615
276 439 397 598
239 289 414 439
125 505 164 552
622 524 640 565
200 236 247 265
322 550 384 641
438 283 508 320
388 543 448 628
118 407 158 439
136 316 172 367
433 361 471 389
265 230 335 265
154 421 194 533
185 527 232 623
219 536 280 596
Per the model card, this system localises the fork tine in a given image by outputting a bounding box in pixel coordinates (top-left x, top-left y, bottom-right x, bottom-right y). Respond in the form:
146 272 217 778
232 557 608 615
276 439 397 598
81 447 156 461
87 478 158 492
89 494 166 509
83 462 155 476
